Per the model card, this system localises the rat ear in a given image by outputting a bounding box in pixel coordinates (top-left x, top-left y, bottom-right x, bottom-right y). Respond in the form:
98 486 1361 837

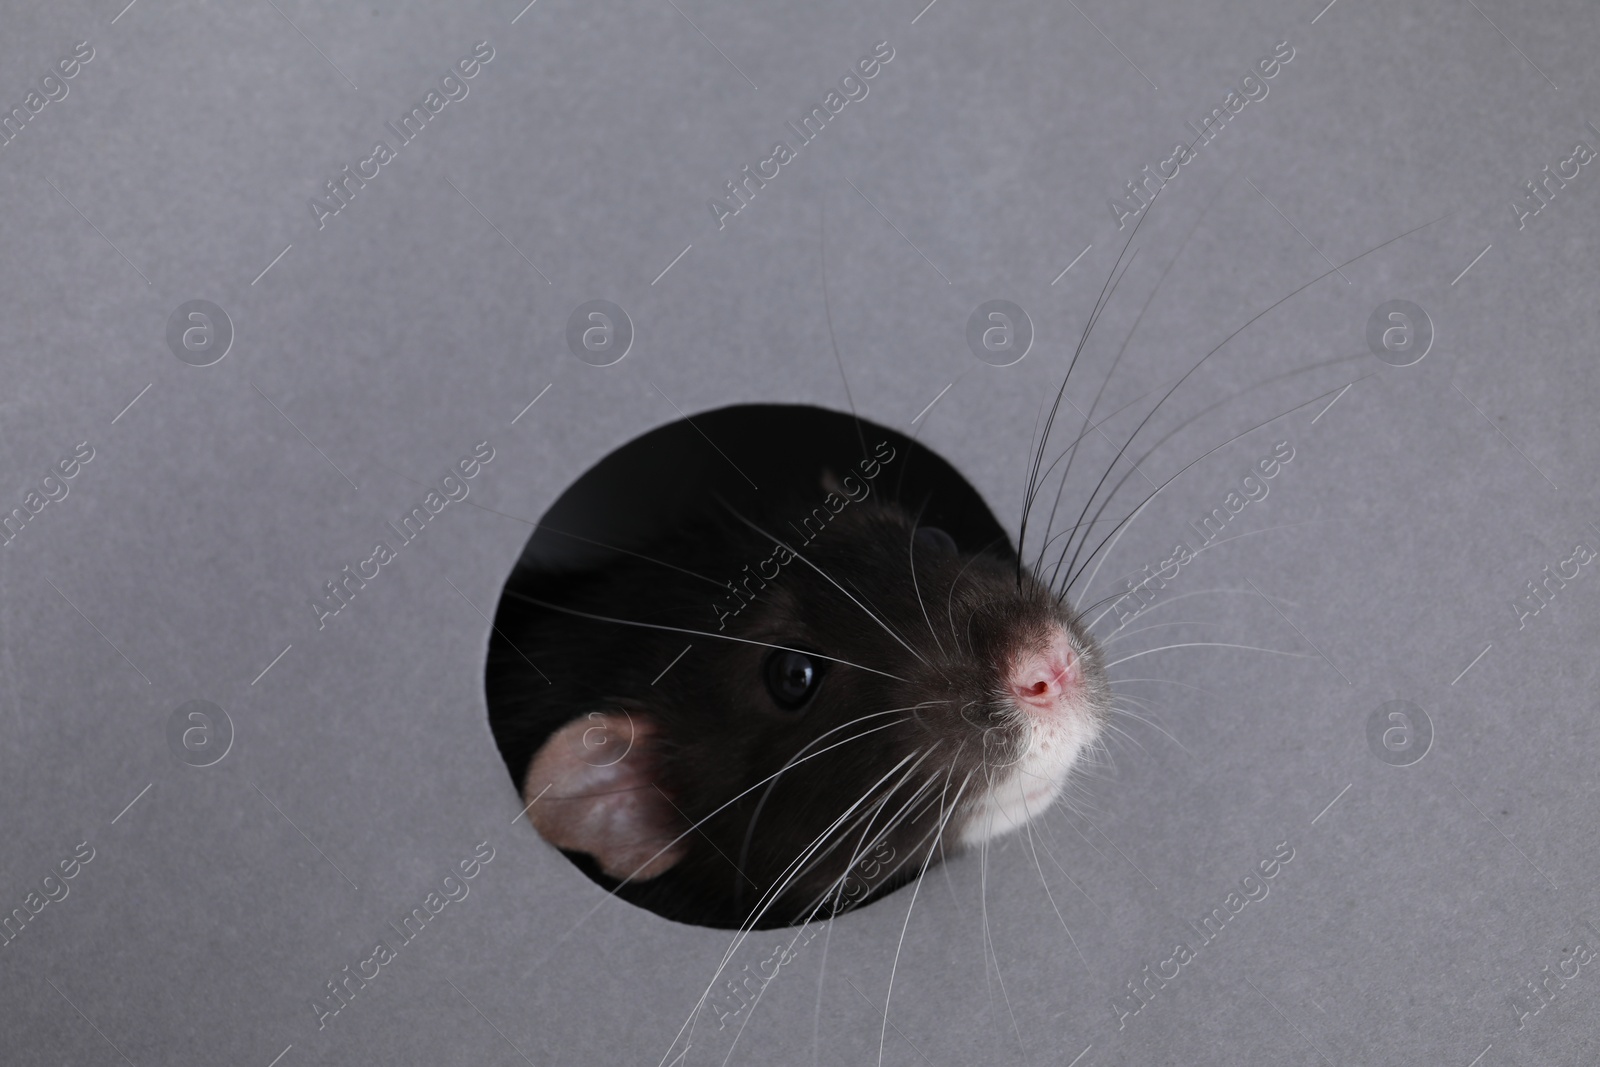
522 711 687 882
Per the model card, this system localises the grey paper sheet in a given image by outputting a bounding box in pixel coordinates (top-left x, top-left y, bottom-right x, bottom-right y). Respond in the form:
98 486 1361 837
3 0 1598 1064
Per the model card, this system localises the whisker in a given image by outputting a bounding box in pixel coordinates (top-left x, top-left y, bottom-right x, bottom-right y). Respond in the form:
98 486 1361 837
1099 619 1205 646
541 712 916 986
1030 348 1356 604
1030 512 1130 575
925 742 972 920
1018 181 1163 575
1029 387 1162 576
808 750 948 900
715 501 933 668
736 742 944 935
1108 675 1225 701
738 728 947 911
811 915 834 1067
877 770 972 1067
945 537 1009 656
982 827 1028 1060
1103 641 1315 669
1107 705 1193 759
790 768 953 927
970 759 1027 1053
1063 394 1332 609
719 761 945 1065
978 799 998 1029
1029 827 1108 920
818 195 870 463
735 702 950 904
668 749 937 1060
906 520 948 660
1020 802 1094 976
1058 212 1453 599
1061 356 1360 593
1038 182 1224 584
526 521 727 586
716 908 829 1067
1022 243 1144 581
502 588 907 682
1085 584 1284 634
1096 718 1152 759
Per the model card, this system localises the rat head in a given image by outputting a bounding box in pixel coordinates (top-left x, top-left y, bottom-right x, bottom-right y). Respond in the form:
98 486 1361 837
500 468 1110 927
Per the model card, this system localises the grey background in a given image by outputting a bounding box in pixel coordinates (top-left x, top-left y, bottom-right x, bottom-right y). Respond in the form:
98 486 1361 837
1 0 1596 1063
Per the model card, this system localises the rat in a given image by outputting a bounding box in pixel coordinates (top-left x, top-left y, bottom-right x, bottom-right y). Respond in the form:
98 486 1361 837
486 410 1114 930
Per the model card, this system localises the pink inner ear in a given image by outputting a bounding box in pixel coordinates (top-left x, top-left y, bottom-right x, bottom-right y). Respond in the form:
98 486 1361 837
523 712 687 882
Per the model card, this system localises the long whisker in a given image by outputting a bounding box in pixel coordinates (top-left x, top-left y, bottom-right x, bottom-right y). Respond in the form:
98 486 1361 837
1061 395 1333 608
735 702 950 908
1018 180 1164 576
810 915 834 1067
1029 828 1107 919
945 536 1009 655
1063 360 1367 592
1057 359 1363 603
1099 619 1205 645
1057 211 1452 596
551 717 928 1056
1034 512 1130 568
718 762 948 1067
978 796 1028 1060
906 520 947 660
715 908 829 1067
542 712 914 997
1108 675 1225 701
715 502 933 668
789 769 948 928
659 749 933 1067
1038 350 1363 595
1102 641 1315 669
877 770 972 1067
708 758 950 1044
928 750 974 920
1084 584 1289 634
502 588 907 682
978 790 997 1027
1019 799 1093 976
1083 519 1331 631
1095 717 1152 758
1035 406 1156 585
1038 176 1225 581
819 195 870 463
806 748 947 899
671 709 915 883
1019 243 1144 581
1065 419 1290 611
736 742 944 934
1106 704 1193 758
785 739 972 931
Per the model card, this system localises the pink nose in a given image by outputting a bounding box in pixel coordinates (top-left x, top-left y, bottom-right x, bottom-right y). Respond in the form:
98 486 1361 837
1009 631 1077 714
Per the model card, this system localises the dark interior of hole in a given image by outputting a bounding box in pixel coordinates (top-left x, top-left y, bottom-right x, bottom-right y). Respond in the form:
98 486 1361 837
485 403 1012 927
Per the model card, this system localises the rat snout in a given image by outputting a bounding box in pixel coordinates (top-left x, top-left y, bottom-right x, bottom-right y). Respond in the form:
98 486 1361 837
1007 629 1079 716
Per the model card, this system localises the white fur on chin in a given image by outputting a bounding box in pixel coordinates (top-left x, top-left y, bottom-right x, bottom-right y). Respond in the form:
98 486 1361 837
956 698 1100 847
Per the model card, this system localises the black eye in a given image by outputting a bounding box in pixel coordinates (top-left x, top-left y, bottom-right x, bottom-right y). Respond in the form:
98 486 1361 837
914 526 958 556
763 650 825 710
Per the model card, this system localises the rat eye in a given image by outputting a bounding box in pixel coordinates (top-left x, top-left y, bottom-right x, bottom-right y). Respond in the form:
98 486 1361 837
914 526 958 556
763 650 825 711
